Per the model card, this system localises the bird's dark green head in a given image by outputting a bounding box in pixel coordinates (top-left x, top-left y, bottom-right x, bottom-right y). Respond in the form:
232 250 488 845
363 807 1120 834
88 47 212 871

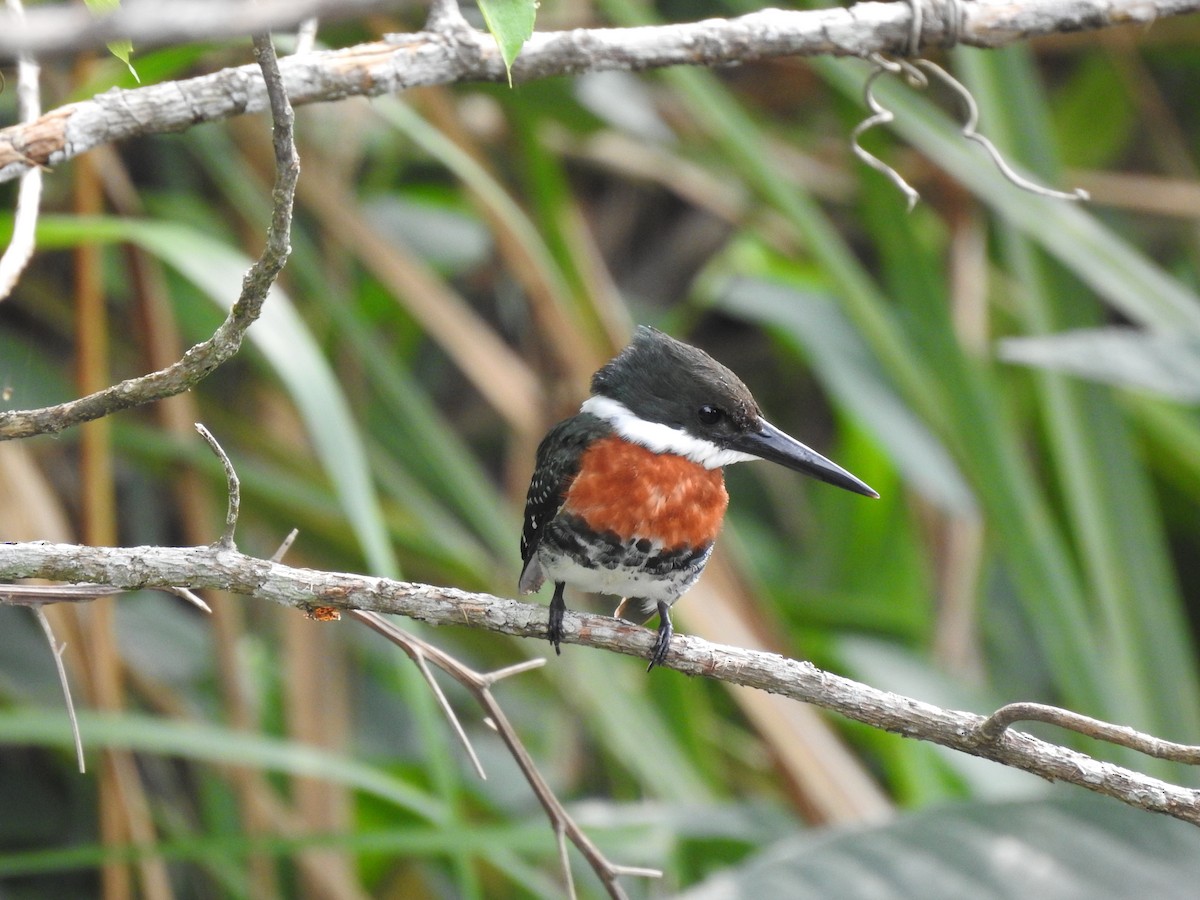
583 325 878 497
591 325 761 437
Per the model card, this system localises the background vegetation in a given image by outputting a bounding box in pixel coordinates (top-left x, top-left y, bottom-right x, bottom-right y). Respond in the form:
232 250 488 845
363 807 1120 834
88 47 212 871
3 1 1200 896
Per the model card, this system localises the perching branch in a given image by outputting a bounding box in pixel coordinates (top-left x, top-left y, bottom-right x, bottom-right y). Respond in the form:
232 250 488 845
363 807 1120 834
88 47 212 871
0 31 298 440
4 540 1200 828
2 0 1198 184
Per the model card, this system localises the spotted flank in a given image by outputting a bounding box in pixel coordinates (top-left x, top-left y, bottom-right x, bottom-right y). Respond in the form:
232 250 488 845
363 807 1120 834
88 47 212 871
536 512 714 607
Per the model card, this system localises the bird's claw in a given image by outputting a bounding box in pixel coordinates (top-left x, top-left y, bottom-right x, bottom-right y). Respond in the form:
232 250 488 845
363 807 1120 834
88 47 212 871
548 583 565 655
646 602 673 671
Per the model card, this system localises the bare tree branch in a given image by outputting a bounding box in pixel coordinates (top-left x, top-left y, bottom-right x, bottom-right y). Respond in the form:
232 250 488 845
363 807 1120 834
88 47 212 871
2 0 1197 184
0 32 299 441
4 540 1200 828
0 0 418 61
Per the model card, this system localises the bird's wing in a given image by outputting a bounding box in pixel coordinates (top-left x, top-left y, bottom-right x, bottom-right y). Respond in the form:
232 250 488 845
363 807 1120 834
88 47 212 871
518 414 609 594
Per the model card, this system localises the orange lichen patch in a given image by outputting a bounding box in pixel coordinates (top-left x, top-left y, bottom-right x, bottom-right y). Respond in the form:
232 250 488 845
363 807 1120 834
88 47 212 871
307 606 342 622
565 435 728 549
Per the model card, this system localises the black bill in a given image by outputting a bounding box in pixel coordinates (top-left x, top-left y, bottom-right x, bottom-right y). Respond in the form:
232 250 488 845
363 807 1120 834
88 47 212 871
731 418 879 498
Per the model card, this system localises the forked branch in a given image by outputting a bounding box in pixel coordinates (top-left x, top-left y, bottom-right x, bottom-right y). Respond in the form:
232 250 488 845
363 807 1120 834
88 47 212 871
350 609 660 899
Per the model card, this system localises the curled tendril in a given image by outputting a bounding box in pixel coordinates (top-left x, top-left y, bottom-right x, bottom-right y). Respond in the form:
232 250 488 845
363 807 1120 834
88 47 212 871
852 54 1090 211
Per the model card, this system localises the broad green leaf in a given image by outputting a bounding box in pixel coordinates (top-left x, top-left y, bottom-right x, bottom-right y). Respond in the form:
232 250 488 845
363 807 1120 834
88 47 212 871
477 0 537 85
681 795 1200 899
1000 328 1200 401
715 276 976 516
0 709 444 821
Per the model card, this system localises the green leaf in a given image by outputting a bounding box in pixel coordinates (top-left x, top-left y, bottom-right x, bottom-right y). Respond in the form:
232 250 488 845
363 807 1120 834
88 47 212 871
715 275 976 516
681 795 1200 899
83 0 139 82
105 39 140 83
476 0 537 85
999 328 1200 401
0 709 445 821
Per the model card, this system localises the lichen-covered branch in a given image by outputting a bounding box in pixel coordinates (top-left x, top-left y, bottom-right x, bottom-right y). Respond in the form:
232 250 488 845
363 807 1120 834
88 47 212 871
3 539 1200 828
0 0 415 60
0 33 298 440
2 0 1198 184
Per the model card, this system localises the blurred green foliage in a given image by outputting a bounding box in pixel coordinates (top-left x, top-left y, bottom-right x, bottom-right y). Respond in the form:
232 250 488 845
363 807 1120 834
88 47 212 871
3 1 1200 896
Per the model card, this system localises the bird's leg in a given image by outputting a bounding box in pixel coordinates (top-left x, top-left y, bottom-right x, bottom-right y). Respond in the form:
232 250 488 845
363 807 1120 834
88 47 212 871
647 600 673 671
548 582 566 655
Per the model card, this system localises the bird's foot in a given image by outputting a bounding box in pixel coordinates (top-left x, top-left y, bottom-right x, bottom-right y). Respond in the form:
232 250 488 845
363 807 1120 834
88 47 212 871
548 582 566 656
646 601 673 672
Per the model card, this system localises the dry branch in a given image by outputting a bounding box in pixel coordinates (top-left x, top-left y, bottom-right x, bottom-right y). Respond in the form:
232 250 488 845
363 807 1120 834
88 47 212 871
3 539 1200 828
350 609 660 899
2 0 1199 184
0 33 298 440
0 0 418 60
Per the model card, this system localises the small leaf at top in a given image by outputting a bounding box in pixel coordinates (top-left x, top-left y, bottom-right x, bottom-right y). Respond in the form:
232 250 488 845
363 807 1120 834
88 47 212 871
107 40 140 83
476 0 537 86
82 0 140 82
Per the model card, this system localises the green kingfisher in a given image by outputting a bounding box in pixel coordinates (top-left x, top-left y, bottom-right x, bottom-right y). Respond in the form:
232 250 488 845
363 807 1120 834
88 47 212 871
519 326 878 670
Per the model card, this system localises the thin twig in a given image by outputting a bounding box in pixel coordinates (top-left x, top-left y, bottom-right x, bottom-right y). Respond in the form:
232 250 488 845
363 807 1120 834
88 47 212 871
0 32 299 441
349 610 487 779
348 607 658 898
167 586 212 614
0 583 125 603
851 60 920 212
917 58 1088 202
294 17 319 55
32 606 85 773
270 528 299 563
0 0 43 300
977 701 1200 764
28 607 83 774
194 423 240 549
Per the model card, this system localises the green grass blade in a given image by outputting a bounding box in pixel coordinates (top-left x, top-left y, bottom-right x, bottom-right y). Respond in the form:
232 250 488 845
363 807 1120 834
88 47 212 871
33 214 400 578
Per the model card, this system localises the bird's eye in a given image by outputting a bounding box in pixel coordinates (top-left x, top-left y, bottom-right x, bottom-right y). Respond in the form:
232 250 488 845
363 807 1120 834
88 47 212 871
697 405 722 426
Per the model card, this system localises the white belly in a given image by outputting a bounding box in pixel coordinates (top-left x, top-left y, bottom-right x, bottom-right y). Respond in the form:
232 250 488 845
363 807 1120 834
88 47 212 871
536 542 711 607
